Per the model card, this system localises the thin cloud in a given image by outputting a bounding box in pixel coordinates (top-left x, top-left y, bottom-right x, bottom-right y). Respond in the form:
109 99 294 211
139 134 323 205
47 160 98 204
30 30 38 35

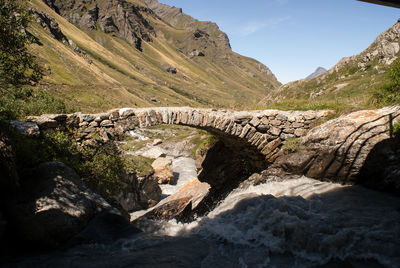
238 16 291 36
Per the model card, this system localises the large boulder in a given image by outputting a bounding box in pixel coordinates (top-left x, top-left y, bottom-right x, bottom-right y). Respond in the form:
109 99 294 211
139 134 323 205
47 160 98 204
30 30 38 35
256 106 400 193
151 157 174 184
135 178 210 222
117 172 161 212
9 162 112 248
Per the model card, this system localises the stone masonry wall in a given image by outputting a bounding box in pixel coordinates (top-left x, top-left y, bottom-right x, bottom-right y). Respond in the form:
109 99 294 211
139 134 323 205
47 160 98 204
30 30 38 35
20 107 333 163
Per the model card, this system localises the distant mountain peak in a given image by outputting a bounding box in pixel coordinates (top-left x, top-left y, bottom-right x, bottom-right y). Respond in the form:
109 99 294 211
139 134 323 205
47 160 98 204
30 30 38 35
306 67 327 79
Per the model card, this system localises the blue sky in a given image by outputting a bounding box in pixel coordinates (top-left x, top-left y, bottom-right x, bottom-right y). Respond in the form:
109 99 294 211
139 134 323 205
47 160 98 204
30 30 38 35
158 0 400 83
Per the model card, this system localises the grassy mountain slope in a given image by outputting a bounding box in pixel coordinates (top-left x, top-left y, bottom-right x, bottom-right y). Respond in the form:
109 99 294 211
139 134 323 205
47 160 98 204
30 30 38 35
28 0 280 113
259 20 400 112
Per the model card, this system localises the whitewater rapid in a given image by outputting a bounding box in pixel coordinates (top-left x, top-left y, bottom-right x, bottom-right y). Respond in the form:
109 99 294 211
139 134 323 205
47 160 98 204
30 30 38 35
9 176 400 267
134 176 400 267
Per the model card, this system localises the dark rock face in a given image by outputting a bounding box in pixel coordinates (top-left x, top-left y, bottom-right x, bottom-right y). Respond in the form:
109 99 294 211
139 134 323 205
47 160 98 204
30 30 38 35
69 209 141 245
7 162 112 249
117 172 161 212
136 178 210 222
43 0 155 51
32 10 69 44
141 0 231 49
31 9 93 64
358 139 400 194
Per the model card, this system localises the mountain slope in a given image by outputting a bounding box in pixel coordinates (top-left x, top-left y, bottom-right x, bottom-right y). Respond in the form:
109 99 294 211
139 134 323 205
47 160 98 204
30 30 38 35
306 67 327 79
28 0 280 112
259 20 400 111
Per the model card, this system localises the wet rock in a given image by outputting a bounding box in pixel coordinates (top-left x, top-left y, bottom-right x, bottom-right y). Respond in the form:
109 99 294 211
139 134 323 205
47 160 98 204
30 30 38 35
117 173 161 212
69 209 141 245
139 178 210 221
151 157 174 184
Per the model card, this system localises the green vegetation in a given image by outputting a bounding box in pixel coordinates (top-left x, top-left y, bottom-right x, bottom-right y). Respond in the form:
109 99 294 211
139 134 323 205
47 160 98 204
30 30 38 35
282 137 303 153
25 0 281 112
7 126 125 198
190 132 219 158
0 0 42 88
370 58 400 106
119 124 219 159
0 0 70 120
123 155 154 177
0 87 70 120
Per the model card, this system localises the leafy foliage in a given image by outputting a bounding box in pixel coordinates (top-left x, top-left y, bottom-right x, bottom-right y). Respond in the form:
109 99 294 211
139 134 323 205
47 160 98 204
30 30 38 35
7 126 126 199
0 0 42 88
79 141 125 197
0 0 70 120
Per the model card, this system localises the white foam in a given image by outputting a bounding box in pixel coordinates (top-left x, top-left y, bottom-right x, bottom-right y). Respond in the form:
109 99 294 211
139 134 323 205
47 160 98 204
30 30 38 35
140 176 400 267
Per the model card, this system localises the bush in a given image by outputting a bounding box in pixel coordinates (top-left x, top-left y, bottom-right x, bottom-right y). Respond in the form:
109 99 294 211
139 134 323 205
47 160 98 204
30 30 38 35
370 58 400 106
0 87 70 120
123 155 154 177
6 126 125 200
389 58 400 88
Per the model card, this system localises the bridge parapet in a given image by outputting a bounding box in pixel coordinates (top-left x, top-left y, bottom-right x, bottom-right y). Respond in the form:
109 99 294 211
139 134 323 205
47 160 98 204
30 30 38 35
23 107 333 162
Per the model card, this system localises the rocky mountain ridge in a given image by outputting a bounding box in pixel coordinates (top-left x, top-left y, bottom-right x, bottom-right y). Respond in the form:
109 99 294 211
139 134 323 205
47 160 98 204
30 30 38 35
27 0 280 112
306 67 327 79
42 0 155 50
260 19 400 110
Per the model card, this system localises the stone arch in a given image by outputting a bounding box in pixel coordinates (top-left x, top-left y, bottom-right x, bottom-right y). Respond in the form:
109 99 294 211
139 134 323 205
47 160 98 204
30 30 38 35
106 107 332 163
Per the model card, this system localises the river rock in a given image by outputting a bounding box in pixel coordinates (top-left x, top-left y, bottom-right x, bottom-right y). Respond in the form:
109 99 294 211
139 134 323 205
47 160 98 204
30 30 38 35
9 162 111 248
139 178 210 221
68 209 141 245
151 157 174 184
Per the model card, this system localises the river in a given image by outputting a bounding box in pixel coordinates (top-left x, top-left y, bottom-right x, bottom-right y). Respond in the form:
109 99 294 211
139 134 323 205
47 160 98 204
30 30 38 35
8 175 400 267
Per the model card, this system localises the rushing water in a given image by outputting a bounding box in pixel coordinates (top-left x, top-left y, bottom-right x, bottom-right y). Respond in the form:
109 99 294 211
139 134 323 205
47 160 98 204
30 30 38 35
10 176 400 268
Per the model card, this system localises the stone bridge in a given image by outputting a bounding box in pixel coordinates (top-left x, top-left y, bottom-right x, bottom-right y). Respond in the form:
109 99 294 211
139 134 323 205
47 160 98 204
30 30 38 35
22 107 332 163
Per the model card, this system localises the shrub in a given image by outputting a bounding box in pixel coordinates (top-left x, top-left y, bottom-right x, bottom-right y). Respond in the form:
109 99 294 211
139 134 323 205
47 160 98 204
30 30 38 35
0 87 70 120
123 155 154 177
370 58 400 106
5 125 125 200
282 137 303 153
